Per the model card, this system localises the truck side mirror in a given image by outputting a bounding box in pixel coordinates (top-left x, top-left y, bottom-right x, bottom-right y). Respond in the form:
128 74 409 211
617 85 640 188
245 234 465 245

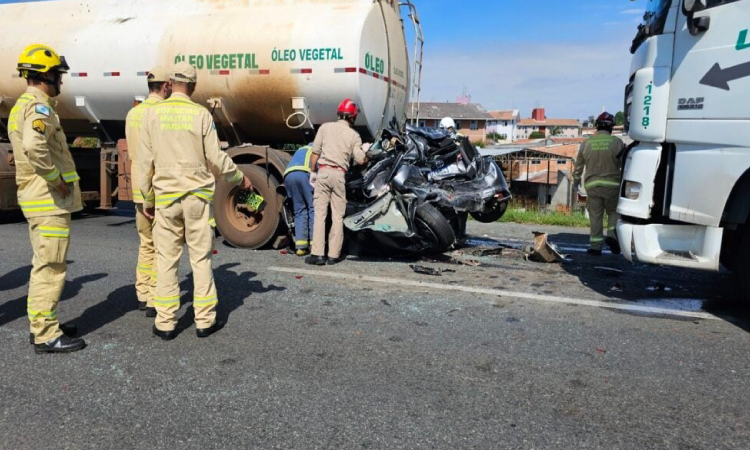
683 0 710 35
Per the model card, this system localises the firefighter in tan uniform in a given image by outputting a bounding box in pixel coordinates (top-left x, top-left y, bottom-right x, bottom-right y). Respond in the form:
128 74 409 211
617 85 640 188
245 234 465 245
306 99 368 266
138 62 251 341
9 44 86 353
573 112 625 256
125 67 171 317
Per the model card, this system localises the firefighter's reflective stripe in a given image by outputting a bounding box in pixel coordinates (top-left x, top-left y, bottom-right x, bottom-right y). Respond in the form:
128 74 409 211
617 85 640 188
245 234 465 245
8 95 34 133
590 237 604 243
584 179 620 190
190 189 214 202
226 170 243 184
193 295 218 307
61 171 80 183
296 240 310 247
153 295 180 307
284 146 313 176
19 200 56 213
156 193 187 205
39 226 69 238
27 308 57 320
41 167 60 182
140 190 155 202
138 263 156 277
208 218 217 228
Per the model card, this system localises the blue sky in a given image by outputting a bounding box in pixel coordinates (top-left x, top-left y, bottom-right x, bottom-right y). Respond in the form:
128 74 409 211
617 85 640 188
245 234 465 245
406 0 646 120
0 0 646 120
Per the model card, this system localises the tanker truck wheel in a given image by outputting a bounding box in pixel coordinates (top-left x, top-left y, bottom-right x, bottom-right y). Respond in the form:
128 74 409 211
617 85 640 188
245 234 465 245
415 203 457 254
215 164 281 249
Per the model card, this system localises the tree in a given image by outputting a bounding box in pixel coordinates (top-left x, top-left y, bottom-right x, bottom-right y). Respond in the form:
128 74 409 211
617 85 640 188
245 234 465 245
550 126 563 136
615 111 625 126
529 131 546 139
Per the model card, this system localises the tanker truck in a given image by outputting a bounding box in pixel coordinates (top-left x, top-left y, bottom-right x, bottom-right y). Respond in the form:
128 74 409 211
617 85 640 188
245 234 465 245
0 0 418 249
619 0 750 297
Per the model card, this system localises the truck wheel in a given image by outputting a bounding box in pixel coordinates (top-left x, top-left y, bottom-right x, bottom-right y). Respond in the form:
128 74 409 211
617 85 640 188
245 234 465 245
415 203 457 254
215 164 280 249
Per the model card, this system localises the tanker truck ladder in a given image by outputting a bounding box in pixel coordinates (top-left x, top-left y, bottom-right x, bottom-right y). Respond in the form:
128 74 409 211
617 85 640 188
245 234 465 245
401 1 424 125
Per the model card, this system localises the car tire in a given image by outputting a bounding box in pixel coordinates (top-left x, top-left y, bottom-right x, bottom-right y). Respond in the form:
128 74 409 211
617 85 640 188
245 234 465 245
415 203 457 254
470 199 509 223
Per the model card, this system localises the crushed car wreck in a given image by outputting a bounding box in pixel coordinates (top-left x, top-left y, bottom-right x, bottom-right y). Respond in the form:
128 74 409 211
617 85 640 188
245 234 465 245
342 122 511 256
282 120 511 257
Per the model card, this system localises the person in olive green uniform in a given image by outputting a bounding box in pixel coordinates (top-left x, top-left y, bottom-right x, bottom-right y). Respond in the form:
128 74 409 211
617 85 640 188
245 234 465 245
9 44 86 353
125 66 171 317
573 112 625 256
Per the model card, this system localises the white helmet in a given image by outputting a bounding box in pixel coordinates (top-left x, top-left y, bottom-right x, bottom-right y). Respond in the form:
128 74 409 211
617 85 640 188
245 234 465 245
439 117 456 131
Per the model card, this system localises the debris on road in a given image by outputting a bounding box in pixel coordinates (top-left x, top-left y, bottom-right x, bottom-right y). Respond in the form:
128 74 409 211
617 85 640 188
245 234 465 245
647 283 673 293
527 232 567 263
410 265 445 276
596 267 624 277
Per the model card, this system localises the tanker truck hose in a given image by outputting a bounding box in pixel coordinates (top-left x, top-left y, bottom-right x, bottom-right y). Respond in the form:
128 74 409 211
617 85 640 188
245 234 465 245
285 111 311 130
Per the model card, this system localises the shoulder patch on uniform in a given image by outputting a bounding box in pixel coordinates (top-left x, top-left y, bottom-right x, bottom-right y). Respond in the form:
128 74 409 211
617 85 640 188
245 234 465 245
32 119 47 134
35 104 51 117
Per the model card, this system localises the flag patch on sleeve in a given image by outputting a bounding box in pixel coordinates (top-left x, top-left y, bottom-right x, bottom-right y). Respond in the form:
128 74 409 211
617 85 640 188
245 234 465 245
35 104 51 117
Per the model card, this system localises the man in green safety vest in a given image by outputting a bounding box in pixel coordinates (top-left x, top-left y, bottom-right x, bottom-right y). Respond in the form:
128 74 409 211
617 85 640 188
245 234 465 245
573 112 625 256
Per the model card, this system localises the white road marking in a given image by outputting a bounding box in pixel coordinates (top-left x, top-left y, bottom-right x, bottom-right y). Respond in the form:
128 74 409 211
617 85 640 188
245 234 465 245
268 267 718 321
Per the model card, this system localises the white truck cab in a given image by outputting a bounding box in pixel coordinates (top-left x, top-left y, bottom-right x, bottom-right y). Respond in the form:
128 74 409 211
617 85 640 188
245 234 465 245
618 0 750 296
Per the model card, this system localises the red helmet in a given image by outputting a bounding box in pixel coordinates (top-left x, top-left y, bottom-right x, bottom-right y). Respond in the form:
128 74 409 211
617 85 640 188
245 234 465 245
596 112 615 128
337 99 359 118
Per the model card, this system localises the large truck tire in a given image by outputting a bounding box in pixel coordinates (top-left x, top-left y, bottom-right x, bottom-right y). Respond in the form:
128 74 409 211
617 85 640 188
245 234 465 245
415 203 457 254
215 164 281 249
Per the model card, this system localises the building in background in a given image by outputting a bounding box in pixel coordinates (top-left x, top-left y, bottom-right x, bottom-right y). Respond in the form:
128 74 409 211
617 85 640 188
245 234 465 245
487 110 519 142
516 108 581 140
408 102 493 143
481 142 580 209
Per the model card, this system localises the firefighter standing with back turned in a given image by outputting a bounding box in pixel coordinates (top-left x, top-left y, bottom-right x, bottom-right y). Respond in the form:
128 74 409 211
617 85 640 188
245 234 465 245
139 62 252 341
9 44 86 353
306 100 368 266
125 67 171 318
573 112 625 256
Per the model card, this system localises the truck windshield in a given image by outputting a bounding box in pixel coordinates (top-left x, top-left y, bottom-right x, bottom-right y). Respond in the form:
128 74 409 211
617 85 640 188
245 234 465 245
630 0 673 54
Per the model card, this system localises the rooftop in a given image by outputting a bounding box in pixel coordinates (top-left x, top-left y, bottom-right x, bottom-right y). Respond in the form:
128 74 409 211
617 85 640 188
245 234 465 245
488 110 519 121
409 102 494 120
518 118 581 127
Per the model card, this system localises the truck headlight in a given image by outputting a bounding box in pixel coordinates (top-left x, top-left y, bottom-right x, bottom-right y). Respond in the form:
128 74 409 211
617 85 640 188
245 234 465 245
624 181 642 200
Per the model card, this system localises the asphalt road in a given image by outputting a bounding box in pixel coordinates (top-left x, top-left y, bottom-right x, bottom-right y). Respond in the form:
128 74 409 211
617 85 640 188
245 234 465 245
1 209 749 450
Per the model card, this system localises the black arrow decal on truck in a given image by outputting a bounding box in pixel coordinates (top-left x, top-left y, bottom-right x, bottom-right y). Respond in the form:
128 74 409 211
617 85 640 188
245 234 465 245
700 61 750 91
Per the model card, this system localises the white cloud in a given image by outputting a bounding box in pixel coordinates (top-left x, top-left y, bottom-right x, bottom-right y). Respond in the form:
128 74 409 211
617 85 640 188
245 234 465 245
417 39 633 120
620 8 644 15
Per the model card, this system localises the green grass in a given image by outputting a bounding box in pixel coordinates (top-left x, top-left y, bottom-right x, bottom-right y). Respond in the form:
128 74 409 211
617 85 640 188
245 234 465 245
499 208 591 228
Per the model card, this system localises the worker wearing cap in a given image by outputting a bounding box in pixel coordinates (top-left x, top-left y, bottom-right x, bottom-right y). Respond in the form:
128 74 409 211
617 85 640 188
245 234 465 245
573 112 625 256
125 67 171 317
138 62 252 341
284 143 315 256
306 99 368 266
9 44 85 353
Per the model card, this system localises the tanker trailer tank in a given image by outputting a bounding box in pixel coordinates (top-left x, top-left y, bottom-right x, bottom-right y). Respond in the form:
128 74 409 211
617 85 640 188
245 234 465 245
0 0 418 249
